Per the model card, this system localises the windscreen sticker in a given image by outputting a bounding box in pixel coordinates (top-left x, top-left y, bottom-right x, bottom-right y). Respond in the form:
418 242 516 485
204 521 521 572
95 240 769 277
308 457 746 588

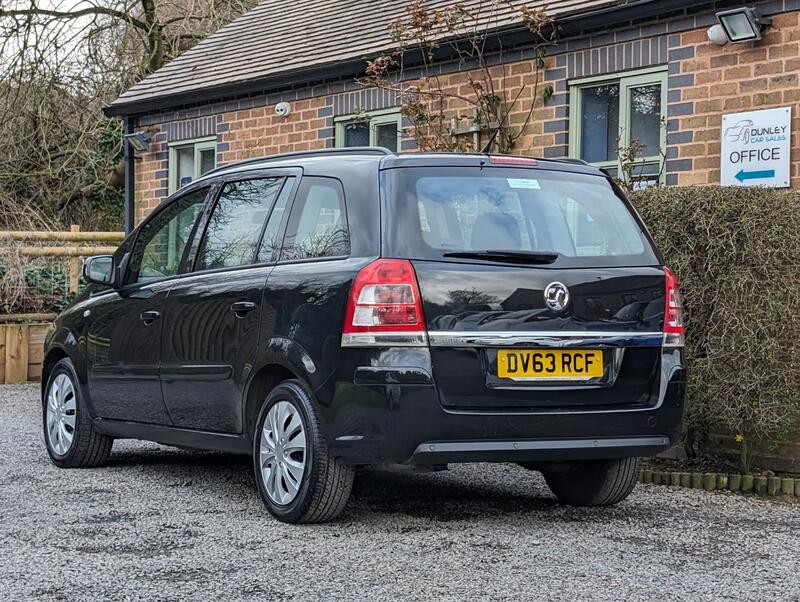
507 178 541 190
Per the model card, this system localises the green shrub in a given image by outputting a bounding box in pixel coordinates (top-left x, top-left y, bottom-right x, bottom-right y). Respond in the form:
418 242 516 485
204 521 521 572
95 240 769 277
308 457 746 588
631 186 800 466
0 255 74 314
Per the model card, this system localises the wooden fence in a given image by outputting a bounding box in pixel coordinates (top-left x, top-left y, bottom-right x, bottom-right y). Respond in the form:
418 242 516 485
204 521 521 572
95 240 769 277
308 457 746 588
0 225 123 293
0 227 123 383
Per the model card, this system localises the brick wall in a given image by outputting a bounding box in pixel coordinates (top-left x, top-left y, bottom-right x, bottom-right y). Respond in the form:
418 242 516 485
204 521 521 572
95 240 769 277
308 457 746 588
130 0 800 223
667 10 800 186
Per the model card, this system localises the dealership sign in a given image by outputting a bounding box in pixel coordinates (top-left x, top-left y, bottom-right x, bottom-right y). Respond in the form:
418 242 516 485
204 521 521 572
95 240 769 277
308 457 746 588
721 107 791 188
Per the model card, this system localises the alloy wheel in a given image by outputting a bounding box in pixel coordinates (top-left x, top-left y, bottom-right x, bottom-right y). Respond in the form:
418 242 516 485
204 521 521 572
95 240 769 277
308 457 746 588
46 373 76 456
259 400 307 505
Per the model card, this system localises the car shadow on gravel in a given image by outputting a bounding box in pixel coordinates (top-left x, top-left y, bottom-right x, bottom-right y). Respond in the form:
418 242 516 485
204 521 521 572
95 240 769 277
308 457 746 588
97 445 648 524
350 469 560 521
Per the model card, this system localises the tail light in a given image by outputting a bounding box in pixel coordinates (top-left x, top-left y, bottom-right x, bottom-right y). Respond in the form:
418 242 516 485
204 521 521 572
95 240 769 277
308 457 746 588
488 155 538 166
341 259 427 347
663 267 685 347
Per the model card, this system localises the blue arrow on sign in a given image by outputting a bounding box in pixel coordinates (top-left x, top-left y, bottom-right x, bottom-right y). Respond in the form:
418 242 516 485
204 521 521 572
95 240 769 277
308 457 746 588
735 169 775 183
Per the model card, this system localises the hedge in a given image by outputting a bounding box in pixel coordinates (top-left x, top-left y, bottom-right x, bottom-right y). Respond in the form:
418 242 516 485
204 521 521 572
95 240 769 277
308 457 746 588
630 186 800 470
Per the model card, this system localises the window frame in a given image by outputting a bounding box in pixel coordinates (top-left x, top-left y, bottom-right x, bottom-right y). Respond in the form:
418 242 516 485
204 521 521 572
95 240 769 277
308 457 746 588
568 67 668 185
334 108 402 151
168 136 218 194
186 168 302 276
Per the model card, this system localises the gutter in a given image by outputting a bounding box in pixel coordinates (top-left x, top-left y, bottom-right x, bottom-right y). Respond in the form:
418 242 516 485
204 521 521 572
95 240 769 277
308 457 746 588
123 116 135 234
104 0 717 118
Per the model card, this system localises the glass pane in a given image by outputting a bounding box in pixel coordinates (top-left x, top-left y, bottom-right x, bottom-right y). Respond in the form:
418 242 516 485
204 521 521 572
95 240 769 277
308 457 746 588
629 162 662 191
176 146 194 188
721 13 756 41
281 177 349 260
199 148 216 175
257 178 295 263
375 122 399 152
382 167 659 269
130 188 208 283
629 84 662 156
196 178 283 270
344 122 370 147
580 84 620 163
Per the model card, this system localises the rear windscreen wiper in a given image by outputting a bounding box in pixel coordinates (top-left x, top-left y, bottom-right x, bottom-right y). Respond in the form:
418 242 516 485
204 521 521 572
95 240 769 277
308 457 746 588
442 250 560 264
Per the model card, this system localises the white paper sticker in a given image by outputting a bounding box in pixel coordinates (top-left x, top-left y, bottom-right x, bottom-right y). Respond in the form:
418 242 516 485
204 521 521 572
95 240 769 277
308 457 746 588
507 178 541 189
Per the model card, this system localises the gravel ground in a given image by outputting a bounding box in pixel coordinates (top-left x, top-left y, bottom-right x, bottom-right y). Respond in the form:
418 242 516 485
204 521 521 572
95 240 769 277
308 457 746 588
1 384 798 601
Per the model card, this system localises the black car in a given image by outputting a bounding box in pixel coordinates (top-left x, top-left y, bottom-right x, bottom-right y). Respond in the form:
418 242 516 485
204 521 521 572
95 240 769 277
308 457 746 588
41 148 686 523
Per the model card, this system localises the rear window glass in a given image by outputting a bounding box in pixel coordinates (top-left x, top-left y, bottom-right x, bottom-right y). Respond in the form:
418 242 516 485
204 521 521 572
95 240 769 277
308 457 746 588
383 167 658 268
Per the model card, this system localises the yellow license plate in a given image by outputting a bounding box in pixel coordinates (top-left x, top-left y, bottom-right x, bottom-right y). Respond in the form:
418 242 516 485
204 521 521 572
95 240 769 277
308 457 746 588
497 349 604 380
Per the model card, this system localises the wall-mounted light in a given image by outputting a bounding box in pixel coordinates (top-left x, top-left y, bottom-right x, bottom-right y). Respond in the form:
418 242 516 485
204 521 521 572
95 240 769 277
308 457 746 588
123 131 153 152
715 7 772 43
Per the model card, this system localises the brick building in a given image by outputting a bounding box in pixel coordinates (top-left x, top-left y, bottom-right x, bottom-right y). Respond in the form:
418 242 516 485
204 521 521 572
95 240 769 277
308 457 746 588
105 0 800 229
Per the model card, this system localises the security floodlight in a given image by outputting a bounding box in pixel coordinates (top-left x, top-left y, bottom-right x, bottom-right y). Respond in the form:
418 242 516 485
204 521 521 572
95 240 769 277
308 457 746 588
716 7 771 43
124 131 152 152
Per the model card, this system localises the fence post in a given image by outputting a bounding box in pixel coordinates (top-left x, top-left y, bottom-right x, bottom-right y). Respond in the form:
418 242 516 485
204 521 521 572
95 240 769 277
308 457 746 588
69 224 80 294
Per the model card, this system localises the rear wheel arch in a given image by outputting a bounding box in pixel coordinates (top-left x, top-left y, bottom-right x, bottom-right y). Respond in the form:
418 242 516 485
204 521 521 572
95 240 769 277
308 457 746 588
243 363 298 440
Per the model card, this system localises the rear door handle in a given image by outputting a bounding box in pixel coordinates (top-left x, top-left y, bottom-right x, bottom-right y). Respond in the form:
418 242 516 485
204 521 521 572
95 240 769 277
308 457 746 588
231 301 257 317
140 310 161 324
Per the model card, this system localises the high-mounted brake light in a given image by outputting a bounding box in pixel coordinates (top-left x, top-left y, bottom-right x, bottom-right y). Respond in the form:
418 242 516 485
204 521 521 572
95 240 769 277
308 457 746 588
663 267 685 347
488 155 538 166
341 259 427 347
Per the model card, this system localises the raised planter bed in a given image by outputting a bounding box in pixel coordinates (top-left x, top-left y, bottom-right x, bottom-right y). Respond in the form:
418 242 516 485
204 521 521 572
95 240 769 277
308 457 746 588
640 469 799 499
0 315 55 383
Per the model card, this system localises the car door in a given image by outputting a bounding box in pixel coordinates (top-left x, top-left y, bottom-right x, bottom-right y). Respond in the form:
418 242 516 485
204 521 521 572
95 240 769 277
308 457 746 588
87 186 210 424
159 172 298 433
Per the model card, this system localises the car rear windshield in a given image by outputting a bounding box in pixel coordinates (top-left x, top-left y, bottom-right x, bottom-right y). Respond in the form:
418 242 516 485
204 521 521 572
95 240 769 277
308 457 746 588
381 166 659 268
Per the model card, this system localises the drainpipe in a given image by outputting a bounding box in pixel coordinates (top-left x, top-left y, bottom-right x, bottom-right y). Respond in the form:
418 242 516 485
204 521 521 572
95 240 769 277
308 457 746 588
123 116 135 234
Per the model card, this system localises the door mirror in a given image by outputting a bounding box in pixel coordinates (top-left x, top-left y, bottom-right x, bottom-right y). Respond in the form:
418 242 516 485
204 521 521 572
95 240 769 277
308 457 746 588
83 255 115 286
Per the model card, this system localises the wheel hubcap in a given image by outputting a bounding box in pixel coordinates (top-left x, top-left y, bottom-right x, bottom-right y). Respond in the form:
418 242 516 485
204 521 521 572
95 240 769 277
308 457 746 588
46 373 76 456
259 401 306 505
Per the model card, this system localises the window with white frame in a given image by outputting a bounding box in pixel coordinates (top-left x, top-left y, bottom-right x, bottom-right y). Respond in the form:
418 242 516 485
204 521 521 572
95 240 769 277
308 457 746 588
569 68 667 188
168 137 217 193
335 108 402 152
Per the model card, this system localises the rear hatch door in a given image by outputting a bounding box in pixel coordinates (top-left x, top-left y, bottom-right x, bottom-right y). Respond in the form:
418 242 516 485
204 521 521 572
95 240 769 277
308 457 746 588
382 161 665 410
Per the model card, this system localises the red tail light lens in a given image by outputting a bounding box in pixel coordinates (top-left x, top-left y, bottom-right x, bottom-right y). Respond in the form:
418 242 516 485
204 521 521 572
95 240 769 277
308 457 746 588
342 259 427 346
663 267 685 347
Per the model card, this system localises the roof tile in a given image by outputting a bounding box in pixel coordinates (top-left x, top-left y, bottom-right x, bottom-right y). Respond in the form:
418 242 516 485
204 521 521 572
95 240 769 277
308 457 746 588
109 0 626 112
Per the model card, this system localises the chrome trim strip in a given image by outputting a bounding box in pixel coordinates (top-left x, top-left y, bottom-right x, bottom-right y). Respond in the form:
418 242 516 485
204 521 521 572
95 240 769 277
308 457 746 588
341 331 428 347
412 436 672 457
428 331 664 348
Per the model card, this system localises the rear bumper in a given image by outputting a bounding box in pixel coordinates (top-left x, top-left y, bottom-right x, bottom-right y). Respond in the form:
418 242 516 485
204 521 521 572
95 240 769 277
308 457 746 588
317 347 686 466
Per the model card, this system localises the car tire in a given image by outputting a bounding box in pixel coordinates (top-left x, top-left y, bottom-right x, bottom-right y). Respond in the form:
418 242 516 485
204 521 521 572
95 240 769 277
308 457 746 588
43 358 113 468
543 457 640 507
253 380 354 524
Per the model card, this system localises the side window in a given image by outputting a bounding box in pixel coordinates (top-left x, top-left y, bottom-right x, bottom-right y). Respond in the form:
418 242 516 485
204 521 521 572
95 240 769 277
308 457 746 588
335 109 402 152
256 177 295 263
195 178 284 271
169 137 217 193
280 177 350 261
128 188 208 284
569 68 667 188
